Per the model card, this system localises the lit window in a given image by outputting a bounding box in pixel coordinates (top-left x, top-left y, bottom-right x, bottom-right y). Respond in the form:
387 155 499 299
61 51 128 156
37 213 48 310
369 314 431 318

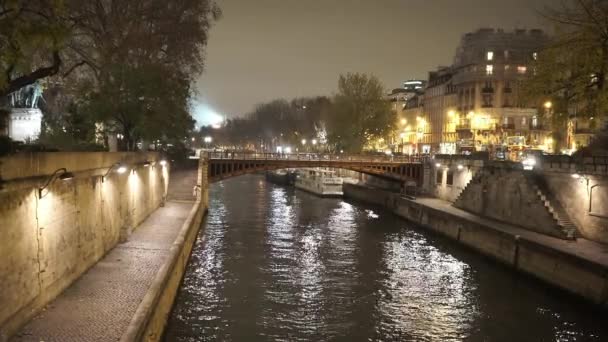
486 65 494 76
521 117 527 125
487 51 494 61
505 65 510 71
517 66 527 74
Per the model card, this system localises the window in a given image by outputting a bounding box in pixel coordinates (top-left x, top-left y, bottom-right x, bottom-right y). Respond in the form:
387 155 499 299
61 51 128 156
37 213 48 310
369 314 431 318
533 52 538 60
487 51 494 61
504 65 510 72
504 50 509 59
517 66 527 74
446 171 454 186
436 170 442 184
532 116 538 128
486 64 494 76
521 117 527 126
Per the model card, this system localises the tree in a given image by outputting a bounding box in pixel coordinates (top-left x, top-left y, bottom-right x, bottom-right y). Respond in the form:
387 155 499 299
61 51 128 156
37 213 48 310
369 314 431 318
0 0 69 97
326 73 394 152
82 63 195 150
527 0 608 121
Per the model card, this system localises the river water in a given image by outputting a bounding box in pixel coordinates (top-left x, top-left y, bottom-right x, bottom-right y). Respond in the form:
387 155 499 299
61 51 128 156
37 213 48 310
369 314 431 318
165 175 607 342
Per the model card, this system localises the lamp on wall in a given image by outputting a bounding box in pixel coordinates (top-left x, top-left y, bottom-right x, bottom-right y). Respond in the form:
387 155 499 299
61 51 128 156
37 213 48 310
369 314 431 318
159 160 168 167
102 163 129 182
38 168 74 199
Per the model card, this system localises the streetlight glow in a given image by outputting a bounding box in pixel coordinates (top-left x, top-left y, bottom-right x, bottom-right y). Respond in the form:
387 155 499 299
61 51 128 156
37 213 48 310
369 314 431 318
301 139 307 145
401 118 407 125
544 101 553 109
204 136 212 143
312 139 318 145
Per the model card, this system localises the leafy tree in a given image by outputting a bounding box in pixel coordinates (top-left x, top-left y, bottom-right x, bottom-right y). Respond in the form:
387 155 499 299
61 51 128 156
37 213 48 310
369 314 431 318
0 0 69 97
326 73 394 152
82 63 195 150
527 0 608 122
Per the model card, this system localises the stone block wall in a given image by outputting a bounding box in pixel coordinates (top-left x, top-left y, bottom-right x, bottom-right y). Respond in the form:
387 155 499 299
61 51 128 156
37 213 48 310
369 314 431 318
453 167 568 239
0 152 169 339
431 158 484 202
543 172 608 244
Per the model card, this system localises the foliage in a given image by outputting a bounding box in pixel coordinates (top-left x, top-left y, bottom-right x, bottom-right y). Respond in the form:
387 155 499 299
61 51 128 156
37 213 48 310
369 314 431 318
326 73 394 152
0 0 68 97
202 96 330 151
2 0 220 151
38 102 104 151
526 0 608 120
82 63 195 150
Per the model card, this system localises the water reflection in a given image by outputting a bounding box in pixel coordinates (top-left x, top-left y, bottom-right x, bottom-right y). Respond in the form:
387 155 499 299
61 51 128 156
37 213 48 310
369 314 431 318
165 175 608 342
374 230 477 341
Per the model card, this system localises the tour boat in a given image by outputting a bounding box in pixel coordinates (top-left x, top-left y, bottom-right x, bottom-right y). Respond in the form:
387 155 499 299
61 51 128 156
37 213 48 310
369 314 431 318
295 168 344 197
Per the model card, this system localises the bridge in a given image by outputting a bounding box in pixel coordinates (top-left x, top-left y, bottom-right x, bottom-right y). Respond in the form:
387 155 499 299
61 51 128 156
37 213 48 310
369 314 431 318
205 152 425 184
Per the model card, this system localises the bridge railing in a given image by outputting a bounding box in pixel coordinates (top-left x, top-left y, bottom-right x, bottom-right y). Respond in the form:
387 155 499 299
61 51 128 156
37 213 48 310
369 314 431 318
206 152 426 163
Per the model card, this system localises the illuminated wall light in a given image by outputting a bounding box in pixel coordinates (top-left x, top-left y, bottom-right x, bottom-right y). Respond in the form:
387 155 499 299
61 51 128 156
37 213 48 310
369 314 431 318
159 160 168 167
102 163 129 182
38 168 75 199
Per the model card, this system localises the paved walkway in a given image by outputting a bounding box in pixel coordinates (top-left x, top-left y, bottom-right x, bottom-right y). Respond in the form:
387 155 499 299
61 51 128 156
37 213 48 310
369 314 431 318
167 168 199 202
415 197 608 268
12 169 198 342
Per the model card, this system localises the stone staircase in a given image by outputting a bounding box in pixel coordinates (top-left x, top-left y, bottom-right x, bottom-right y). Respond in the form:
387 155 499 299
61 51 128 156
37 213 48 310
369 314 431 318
526 173 579 239
453 171 484 205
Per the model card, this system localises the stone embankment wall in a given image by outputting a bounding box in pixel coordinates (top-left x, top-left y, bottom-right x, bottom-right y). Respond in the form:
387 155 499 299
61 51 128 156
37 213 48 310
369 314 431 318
540 159 608 244
453 167 569 239
344 183 608 308
431 156 608 243
0 152 169 340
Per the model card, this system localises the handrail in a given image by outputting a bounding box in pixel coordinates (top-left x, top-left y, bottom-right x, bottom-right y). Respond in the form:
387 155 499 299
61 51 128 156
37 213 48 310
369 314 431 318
205 152 427 163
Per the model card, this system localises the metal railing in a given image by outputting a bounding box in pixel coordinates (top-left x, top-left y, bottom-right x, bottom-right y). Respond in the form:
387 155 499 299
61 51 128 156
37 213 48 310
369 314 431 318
206 152 426 163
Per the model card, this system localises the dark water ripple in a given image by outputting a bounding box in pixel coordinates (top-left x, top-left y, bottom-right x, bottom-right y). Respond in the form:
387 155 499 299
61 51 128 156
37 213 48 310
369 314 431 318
165 175 608 342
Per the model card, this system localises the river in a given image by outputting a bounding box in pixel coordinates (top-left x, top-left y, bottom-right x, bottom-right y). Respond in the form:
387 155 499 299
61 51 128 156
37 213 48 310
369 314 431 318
165 175 607 341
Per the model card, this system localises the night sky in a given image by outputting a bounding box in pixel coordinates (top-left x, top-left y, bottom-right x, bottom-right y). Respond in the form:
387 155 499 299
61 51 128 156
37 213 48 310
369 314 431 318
193 0 555 125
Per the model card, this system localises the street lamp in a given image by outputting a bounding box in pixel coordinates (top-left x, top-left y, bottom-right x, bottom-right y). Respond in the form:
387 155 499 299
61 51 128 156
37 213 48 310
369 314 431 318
312 139 318 145
544 101 553 109
301 139 307 145
204 136 212 143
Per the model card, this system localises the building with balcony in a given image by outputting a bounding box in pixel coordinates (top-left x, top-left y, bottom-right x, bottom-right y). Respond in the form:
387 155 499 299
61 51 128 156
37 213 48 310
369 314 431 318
394 28 552 157
386 80 426 153
448 28 551 155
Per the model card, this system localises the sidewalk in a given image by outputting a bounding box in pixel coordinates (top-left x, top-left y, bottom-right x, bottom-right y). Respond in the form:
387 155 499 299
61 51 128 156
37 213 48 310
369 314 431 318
415 197 608 268
12 169 198 342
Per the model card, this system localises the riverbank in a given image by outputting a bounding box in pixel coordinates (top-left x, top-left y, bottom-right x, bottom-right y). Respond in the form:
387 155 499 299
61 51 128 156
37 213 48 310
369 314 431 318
344 183 608 308
9 169 206 342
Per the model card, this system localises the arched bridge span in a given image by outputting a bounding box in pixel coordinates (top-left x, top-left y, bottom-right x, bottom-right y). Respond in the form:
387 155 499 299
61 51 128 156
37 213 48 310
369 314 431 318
205 152 425 185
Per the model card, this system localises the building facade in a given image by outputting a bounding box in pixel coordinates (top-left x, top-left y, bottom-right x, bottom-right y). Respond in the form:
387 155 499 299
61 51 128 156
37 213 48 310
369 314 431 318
392 28 553 158
450 28 551 157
